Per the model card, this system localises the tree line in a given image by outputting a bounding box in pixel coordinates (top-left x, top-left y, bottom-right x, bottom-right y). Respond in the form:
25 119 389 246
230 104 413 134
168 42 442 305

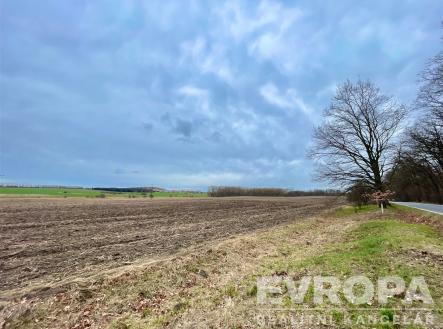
208 186 341 197
92 187 164 193
309 26 443 204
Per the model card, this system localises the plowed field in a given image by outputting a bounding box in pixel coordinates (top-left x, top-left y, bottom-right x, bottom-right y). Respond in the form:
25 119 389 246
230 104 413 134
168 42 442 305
0 196 336 299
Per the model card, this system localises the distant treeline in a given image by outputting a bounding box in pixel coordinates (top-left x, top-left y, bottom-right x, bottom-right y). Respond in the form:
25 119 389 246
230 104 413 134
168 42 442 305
208 186 342 197
286 189 342 196
92 187 164 193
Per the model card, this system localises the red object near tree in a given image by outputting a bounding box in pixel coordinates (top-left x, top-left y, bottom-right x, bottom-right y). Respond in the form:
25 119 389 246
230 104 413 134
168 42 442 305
365 190 395 208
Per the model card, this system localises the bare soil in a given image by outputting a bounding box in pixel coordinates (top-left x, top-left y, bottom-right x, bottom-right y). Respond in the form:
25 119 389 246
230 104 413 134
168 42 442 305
0 196 337 300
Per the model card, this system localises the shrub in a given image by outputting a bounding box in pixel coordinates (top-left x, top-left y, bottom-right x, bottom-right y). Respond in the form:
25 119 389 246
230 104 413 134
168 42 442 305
347 181 371 208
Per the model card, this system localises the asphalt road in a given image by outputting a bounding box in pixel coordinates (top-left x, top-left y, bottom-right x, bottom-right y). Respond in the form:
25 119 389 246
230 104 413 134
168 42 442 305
392 201 443 215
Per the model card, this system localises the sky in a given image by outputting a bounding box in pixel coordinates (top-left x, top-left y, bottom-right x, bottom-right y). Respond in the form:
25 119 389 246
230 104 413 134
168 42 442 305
0 0 442 190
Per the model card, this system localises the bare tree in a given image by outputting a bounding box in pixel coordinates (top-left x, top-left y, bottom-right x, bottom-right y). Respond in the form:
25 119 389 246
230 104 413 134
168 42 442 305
414 24 443 172
309 80 407 191
417 50 443 121
390 33 443 203
386 25 443 204
409 116 443 174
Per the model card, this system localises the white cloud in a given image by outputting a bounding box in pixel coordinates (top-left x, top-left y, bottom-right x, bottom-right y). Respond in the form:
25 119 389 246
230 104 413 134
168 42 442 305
260 82 312 117
180 37 234 83
215 0 304 74
235 1 303 72
176 84 214 118
217 0 302 42
177 85 208 98
260 83 292 108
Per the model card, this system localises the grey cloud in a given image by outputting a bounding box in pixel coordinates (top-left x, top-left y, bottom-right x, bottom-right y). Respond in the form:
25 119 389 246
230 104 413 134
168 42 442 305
173 119 194 138
160 113 195 139
142 122 154 133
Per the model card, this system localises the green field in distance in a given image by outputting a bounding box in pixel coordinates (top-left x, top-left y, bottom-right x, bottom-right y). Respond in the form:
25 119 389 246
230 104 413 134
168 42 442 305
0 187 207 198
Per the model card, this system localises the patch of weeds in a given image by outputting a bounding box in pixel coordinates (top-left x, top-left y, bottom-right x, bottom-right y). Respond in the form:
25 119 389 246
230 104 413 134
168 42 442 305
150 314 168 327
278 245 294 256
138 289 154 300
263 258 290 275
330 309 344 324
210 293 224 305
186 263 200 274
172 301 188 314
246 284 257 297
141 308 152 318
110 317 136 329
224 285 239 298
282 295 292 308
379 308 394 322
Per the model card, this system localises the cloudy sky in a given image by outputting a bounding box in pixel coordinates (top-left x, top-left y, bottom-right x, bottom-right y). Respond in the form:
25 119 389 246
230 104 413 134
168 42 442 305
0 0 442 190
